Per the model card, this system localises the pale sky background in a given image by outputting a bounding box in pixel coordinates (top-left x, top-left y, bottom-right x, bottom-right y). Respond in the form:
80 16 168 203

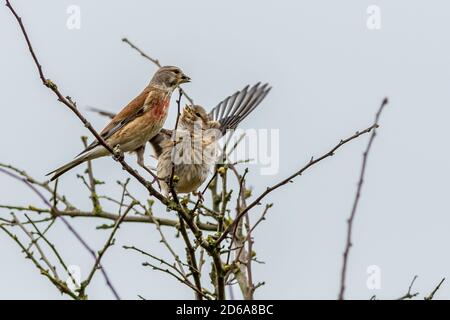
1 0 450 300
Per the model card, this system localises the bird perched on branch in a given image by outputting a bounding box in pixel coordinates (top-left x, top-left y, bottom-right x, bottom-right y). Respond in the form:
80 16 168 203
47 66 190 181
150 83 271 196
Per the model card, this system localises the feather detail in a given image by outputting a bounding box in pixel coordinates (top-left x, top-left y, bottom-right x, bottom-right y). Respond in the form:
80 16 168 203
78 87 172 156
209 83 272 134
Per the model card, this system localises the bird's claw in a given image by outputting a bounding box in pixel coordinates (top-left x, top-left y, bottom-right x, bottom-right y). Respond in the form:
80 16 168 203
150 174 161 191
144 167 161 190
113 145 124 161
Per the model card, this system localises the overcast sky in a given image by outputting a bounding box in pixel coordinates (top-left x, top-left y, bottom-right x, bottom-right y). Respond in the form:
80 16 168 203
2 0 450 299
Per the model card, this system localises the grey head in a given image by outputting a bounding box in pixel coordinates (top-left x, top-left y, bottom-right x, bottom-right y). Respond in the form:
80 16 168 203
150 65 191 90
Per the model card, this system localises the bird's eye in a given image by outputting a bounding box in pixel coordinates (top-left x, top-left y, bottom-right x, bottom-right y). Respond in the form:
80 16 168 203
173 69 180 74
195 112 201 117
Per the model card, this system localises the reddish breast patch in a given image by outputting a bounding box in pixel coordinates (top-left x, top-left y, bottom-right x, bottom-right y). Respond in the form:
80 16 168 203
152 97 170 119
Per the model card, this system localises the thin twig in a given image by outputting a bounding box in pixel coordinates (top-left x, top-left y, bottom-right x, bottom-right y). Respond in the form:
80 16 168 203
235 204 272 268
216 120 382 245
218 166 229 231
424 278 445 300
0 163 74 209
81 136 101 213
118 178 130 215
338 98 388 300
0 167 120 299
2 204 216 231
178 218 203 300
226 167 248 265
169 89 183 191
24 214 79 290
0 224 78 299
118 180 187 276
189 170 219 216
12 213 58 279
121 37 194 105
397 275 419 300
124 245 211 299
79 203 135 298
5 0 168 207
121 38 161 67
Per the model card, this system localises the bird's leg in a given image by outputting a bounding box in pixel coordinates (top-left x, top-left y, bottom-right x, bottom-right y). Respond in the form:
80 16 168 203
136 146 161 189
113 144 124 161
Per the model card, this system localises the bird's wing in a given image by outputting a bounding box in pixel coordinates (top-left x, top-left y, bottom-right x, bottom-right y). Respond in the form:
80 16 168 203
78 87 152 156
86 107 115 119
208 83 271 135
149 128 173 158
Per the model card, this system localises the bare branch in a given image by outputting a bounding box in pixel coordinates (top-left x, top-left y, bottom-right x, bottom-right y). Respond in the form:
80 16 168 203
5 0 168 206
0 163 74 209
81 136 101 213
235 203 272 267
121 37 162 67
11 213 58 279
2 204 217 231
178 218 203 300
424 278 445 300
124 245 212 300
397 275 419 300
0 166 120 299
79 203 135 298
23 214 78 289
0 223 77 299
121 37 194 105
217 120 382 245
338 98 389 300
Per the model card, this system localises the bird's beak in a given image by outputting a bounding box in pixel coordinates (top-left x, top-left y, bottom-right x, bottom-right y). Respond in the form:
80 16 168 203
179 73 191 84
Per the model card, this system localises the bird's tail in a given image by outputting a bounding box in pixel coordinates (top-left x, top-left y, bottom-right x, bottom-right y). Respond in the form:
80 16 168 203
46 154 89 181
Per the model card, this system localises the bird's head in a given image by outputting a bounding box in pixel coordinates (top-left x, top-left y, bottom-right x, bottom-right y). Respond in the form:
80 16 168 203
150 66 190 90
180 105 212 130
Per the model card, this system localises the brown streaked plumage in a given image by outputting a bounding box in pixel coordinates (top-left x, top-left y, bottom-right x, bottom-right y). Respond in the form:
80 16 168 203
47 66 190 181
151 83 271 195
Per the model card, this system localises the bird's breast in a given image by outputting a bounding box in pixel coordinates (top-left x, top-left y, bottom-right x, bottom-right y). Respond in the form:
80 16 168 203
138 95 171 139
151 96 170 120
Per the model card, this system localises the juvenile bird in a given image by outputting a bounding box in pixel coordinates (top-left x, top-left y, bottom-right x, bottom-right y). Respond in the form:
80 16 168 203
150 83 271 195
47 66 190 181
